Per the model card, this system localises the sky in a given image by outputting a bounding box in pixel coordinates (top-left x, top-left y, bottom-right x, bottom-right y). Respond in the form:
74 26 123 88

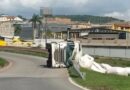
0 0 130 20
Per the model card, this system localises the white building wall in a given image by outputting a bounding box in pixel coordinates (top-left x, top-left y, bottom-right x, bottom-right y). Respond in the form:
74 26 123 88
0 16 23 22
14 17 23 21
0 22 14 37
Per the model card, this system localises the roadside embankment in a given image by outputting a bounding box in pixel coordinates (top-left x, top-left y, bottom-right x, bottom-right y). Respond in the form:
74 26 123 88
0 46 48 58
69 56 130 90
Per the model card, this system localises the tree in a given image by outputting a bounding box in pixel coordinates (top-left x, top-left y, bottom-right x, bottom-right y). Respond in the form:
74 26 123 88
14 24 22 36
46 29 53 38
30 14 42 41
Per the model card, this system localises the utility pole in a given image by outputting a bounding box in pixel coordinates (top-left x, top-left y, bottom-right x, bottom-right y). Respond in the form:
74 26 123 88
67 28 71 40
40 7 52 48
44 16 47 47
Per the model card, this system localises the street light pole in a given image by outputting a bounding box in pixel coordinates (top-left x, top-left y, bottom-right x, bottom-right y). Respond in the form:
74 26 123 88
40 18 44 48
40 7 52 48
67 28 70 40
44 16 47 47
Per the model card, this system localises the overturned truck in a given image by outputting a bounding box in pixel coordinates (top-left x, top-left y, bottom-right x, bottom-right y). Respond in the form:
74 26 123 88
46 40 82 68
46 40 130 76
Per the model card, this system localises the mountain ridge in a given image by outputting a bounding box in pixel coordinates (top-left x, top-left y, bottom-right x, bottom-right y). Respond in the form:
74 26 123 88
54 15 124 24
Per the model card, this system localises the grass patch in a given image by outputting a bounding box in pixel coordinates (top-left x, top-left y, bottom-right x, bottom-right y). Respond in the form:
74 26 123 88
3 49 48 58
94 56 130 67
69 56 130 90
70 67 130 90
68 66 81 78
0 47 48 58
0 57 8 67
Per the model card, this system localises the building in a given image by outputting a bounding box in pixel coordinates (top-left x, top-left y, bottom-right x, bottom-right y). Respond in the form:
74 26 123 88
45 23 69 39
86 28 119 40
71 22 91 29
0 21 15 38
0 15 23 22
112 23 130 32
65 27 130 40
0 15 24 38
19 23 69 40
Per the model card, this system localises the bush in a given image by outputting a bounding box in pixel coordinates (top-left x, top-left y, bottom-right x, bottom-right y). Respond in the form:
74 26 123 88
0 58 8 67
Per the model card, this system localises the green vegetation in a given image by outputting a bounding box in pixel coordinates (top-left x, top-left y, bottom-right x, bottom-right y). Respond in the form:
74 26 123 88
55 15 124 24
46 29 53 38
0 47 48 58
69 67 130 90
13 24 22 35
30 14 42 40
0 57 8 67
69 56 130 90
94 56 130 67
5 49 48 58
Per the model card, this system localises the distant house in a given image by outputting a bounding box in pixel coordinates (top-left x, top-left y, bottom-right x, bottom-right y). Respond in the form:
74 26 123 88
0 15 24 38
112 23 130 32
71 23 91 29
0 15 23 22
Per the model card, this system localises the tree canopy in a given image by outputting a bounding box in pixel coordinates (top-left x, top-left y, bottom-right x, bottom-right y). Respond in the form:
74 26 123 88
14 24 22 36
30 14 42 28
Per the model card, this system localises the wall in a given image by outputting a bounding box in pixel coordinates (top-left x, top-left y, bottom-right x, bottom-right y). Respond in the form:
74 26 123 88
0 22 14 37
82 46 130 58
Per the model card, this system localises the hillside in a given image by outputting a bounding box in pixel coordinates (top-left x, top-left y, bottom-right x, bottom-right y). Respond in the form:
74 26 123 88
55 15 124 24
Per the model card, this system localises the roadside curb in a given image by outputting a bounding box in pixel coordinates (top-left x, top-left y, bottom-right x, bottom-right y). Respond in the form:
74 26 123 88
0 60 13 72
68 77 90 90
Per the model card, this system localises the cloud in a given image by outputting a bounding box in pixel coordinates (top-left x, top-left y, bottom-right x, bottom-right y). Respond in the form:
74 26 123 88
0 0 130 20
104 10 130 21
104 12 125 19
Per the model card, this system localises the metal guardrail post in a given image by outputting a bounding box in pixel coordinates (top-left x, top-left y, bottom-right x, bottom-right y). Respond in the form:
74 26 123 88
73 61 86 80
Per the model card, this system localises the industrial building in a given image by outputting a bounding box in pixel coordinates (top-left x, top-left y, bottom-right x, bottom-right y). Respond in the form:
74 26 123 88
63 27 130 40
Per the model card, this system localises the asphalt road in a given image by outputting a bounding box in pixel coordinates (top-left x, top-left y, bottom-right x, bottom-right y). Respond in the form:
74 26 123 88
0 52 82 90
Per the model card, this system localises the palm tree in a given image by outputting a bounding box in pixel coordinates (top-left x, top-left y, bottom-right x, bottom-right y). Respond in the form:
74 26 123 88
30 14 41 41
